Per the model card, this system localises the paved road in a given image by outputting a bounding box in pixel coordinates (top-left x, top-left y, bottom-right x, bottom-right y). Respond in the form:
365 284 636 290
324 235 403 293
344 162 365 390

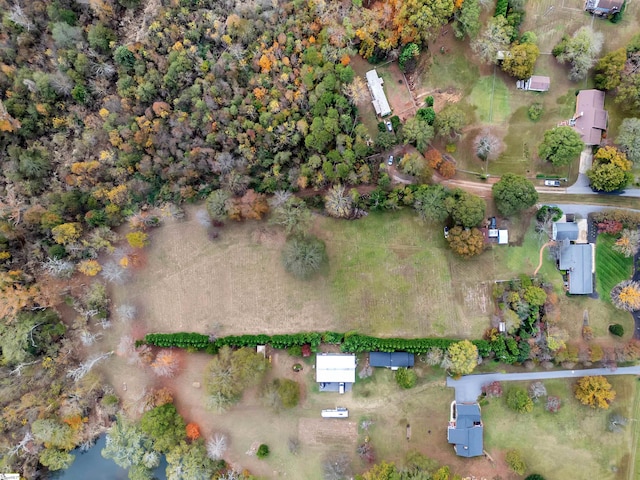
447 365 640 402
545 203 640 216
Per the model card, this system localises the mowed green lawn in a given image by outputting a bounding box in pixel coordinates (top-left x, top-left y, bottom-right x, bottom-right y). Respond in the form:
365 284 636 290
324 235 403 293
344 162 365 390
596 234 634 303
468 75 511 124
483 377 637 480
317 211 463 338
418 45 480 96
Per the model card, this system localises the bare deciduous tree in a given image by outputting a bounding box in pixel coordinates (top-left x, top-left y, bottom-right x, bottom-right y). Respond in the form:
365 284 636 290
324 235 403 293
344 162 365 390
67 352 112 382
206 433 228 460
288 436 300 455
474 131 503 161
150 350 180 377
528 381 547 401
8 4 34 31
7 431 34 457
116 304 136 323
269 190 293 209
195 209 212 228
342 76 369 105
322 452 351 480
425 347 444 366
608 411 628 433
101 261 130 284
80 330 102 346
612 229 640 257
42 257 75 278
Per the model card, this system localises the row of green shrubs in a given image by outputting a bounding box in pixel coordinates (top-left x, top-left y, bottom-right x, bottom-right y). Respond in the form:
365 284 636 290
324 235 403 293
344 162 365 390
141 331 492 357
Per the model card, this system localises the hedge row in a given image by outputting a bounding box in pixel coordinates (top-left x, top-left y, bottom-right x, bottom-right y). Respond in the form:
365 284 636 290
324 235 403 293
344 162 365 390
142 331 492 357
144 332 210 350
340 334 491 356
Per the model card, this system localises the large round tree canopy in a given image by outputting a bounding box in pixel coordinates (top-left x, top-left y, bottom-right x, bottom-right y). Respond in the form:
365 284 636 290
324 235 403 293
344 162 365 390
492 173 539 216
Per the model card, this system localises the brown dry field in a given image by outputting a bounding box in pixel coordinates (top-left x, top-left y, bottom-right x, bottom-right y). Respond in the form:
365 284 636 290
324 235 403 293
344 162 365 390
109 205 339 336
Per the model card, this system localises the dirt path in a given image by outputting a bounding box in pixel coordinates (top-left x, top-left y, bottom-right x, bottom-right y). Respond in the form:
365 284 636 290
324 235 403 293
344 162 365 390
441 177 496 199
534 241 555 276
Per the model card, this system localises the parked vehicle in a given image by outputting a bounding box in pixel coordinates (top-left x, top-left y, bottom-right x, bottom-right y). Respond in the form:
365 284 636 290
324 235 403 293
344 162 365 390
444 226 449 239
321 407 349 418
388 155 394 166
489 217 497 229
544 179 561 187
385 121 393 132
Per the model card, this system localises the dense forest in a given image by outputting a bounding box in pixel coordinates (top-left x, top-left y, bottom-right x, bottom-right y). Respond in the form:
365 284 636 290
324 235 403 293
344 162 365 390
0 0 466 477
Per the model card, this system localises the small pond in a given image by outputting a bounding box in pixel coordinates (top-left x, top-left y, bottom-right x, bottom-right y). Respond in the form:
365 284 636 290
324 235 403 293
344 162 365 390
50 435 167 480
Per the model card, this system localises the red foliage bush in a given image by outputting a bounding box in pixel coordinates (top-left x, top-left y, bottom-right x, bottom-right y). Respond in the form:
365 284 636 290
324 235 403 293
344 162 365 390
482 381 503 398
545 396 561 413
596 220 623 235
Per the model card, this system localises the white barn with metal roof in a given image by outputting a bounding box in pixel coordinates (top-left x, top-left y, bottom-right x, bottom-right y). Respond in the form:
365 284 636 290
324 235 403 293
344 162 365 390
366 69 392 117
316 353 356 384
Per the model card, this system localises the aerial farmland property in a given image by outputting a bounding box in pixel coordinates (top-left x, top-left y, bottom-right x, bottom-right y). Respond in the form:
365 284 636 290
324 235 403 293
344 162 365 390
1 0 640 479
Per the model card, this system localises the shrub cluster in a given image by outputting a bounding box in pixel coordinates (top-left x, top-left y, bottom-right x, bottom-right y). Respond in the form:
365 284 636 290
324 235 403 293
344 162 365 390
592 210 640 228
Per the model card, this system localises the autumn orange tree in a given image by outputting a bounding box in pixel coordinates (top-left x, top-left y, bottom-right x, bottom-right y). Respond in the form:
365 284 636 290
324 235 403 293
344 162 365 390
447 226 485 258
574 376 616 409
186 423 201 441
425 149 443 170
438 160 456 179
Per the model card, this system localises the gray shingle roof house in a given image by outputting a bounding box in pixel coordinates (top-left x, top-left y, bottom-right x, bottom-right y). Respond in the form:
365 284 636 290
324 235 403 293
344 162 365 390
369 352 415 370
558 242 594 294
585 0 624 15
365 69 392 117
552 222 579 241
447 402 483 457
572 90 608 146
516 75 551 92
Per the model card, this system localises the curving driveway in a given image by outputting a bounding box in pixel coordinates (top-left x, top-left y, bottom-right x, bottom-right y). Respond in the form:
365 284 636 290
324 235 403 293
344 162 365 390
447 365 640 402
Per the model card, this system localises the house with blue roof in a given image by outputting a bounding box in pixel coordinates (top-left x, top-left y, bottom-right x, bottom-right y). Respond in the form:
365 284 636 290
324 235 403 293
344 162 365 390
447 401 484 458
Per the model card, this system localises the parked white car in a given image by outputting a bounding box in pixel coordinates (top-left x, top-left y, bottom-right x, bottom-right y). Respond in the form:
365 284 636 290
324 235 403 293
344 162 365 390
544 180 561 187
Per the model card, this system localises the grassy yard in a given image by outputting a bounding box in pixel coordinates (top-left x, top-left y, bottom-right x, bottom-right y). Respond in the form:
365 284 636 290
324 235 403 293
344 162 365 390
596 234 634 303
482 377 637 480
468 74 511 124
537 195 640 210
318 210 484 338
417 39 481 96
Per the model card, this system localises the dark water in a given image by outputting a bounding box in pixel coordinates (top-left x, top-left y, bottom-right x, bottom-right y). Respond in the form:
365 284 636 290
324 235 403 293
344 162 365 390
51 435 167 480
